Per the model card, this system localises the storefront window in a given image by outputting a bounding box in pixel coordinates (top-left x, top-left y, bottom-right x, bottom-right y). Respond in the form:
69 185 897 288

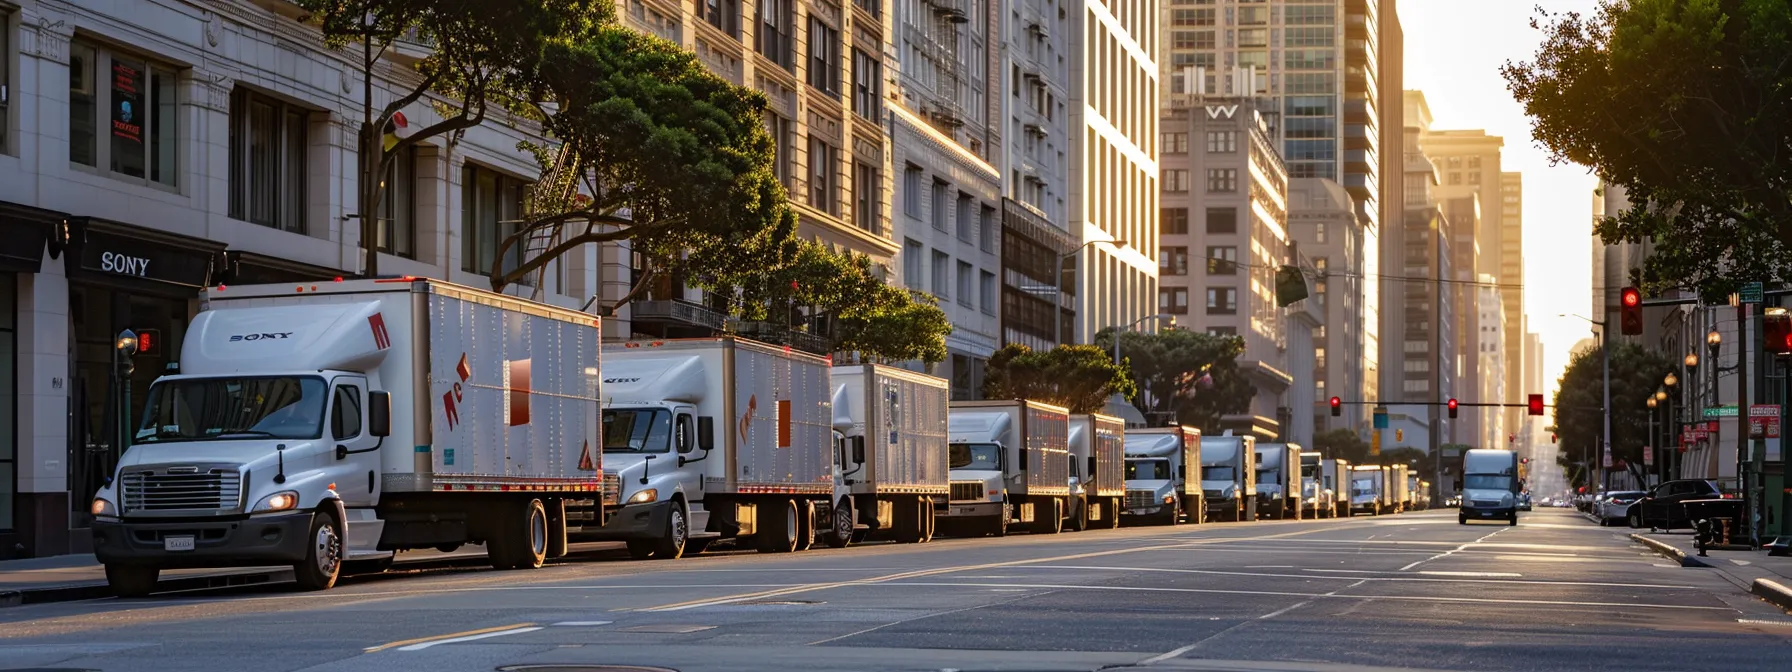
67 39 179 187
68 286 189 526
0 274 15 531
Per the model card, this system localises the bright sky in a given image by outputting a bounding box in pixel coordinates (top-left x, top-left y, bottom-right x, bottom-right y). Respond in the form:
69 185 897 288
1400 0 1601 403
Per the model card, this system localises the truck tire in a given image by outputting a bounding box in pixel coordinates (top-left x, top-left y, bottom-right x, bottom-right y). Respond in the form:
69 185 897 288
648 501 689 560
755 498 799 553
1067 497 1087 532
825 498 854 548
1458 514 1467 525
920 499 936 542
1032 499 1063 534
293 511 344 591
795 500 816 551
1106 497 1123 529
546 498 569 560
105 565 159 598
1508 513 1518 526
893 497 924 543
685 538 712 556
490 498 549 570
989 509 1009 537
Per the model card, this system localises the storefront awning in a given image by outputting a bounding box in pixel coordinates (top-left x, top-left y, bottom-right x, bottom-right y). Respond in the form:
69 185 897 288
67 217 226 296
223 250 350 285
0 201 70 274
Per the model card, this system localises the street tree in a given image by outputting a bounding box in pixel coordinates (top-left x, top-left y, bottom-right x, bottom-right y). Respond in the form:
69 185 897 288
1313 428 1371 464
1551 341 1675 487
983 344 1138 414
1503 0 1792 298
1094 328 1252 431
736 240 952 363
295 0 609 278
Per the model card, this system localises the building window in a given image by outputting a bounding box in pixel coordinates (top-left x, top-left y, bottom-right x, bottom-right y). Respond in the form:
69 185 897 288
931 179 949 231
1206 169 1238 192
756 0 792 68
69 40 178 186
1206 207 1237 234
1467 156 1482 169
1208 326 1237 336
1162 132 1188 153
852 48 881 120
1159 287 1189 315
1159 247 1189 276
1315 222 1328 244
1469 172 1481 185
1171 9 1215 26
461 164 531 280
766 113 794 187
853 161 879 234
957 261 974 307
1206 130 1236 153
1163 207 1190 234
227 88 308 232
956 193 974 242
1238 29 1269 48
1238 6 1269 25
808 18 841 97
699 0 740 36
931 249 950 298
855 0 880 18
379 144 417 258
904 163 922 216
1206 287 1237 314
1206 246 1237 275
903 238 923 288
1448 172 1462 185
808 135 834 213
0 14 9 153
1163 169 1190 192
980 270 997 315
979 206 997 254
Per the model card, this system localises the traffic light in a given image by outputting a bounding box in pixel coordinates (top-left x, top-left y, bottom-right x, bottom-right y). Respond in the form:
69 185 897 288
1447 398 1459 419
1395 429 1404 442
1766 308 1792 356
1329 396 1342 417
1527 393 1544 416
1619 286 1643 335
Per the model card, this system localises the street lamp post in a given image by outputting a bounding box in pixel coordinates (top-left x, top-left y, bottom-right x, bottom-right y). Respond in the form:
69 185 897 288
1683 352 1699 482
1647 396 1659 485
1055 239 1128 348
1564 313 1611 492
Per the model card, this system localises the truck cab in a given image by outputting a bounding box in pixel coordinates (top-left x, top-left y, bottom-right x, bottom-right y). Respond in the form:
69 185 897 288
1299 451 1333 519
1351 465 1385 515
945 414 1013 536
1122 425 1202 526
1200 434 1257 522
1458 449 1521 525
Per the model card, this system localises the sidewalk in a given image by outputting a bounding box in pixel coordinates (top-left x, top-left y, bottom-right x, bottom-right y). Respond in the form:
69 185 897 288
1631 530 1792 613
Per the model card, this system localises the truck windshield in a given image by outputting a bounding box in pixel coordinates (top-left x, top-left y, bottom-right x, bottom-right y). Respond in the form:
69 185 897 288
602 408 672 453
1202 466 1235 481
1126 459 1170 480
1352 479 1375 496
948 443 1001 470
136 377 327 442
1463 474 1512 490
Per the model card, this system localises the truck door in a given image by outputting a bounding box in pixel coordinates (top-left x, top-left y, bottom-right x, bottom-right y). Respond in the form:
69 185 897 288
329 377 381 510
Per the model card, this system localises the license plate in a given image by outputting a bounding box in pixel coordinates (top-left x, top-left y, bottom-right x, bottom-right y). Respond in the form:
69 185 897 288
164 535 196 552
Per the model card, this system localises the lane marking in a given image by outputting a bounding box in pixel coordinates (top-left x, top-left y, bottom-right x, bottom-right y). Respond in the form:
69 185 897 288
551 621 613 627
876 581 1737 612
1398 528 1508 571
365 623 537 653
395 626 541 651
802 590 1052 646
1021 565 1693 589
1418 571 1522 578
1137 578 1371 665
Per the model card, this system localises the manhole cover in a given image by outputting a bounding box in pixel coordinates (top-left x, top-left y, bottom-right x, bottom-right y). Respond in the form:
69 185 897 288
498 667 678 672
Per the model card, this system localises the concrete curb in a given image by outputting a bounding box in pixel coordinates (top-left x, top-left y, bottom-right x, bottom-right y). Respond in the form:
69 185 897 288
0 568 291 608
1629 533 1709 568
1751 578 1792 613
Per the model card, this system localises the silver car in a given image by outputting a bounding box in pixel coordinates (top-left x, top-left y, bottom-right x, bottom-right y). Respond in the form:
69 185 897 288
1596 490 1647 526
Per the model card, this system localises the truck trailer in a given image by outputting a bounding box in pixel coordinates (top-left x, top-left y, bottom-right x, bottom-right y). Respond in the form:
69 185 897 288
1122 425 1203 525
591 337 835 558
1299 451 1334 519
942 400 1072 535
1201 434 1257 522
1067 413 1126 530
1322 458 1353 517
827 364 950 546
90 278 604 596
1255 443 1303 520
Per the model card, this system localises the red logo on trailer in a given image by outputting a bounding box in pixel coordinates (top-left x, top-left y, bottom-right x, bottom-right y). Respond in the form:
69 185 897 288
507 359 532 426
443 353 471 430
368 313 391 350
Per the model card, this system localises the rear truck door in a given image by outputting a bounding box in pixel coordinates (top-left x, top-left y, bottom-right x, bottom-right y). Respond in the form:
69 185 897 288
329 376 383 551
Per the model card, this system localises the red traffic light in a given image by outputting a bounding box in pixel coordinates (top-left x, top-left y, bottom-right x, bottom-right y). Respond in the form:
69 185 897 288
1621 287 1640 307
1329 396 1342 417
1527 393 1545 416
1447 398 1459 419
1767 309 1792 356
1620 287 1643 335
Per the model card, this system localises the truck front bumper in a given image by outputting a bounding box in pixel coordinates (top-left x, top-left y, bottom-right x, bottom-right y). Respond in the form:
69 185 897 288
940 501 1003 518
1461 506 1516 519
91 512 314 569
575 500 675 541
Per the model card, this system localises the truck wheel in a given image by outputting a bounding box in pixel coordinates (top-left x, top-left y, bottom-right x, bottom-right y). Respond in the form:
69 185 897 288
293 511 344 591
1458 514 1467 525
893 497 924 543
794 500 816 551
1508 513 1518 526
647 501 689 560
1033 499 1063 534
491 499 549 570
1106 498 1123 529
755 499 799 553
920 499 936 542
989 514 1008 537
1067 498 1087 532
825 499 854 548
105 565 159 598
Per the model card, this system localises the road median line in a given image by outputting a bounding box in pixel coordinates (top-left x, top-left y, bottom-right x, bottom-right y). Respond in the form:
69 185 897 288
364 622 537 653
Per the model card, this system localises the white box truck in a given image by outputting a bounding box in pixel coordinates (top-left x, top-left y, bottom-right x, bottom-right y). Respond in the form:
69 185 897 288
590 337 835 558
1122 425 1203 525
1458 448 1520 525
826 364 949 546
1389 464 1411 513
943 400 1071 536
89 278 603 596
1254 443 1303 520
1322 458 1353 517
1351 465 1387 515
1201 434 1257 521
1067 413 1126 530
1299 451 1334 519
1407 473 1427 511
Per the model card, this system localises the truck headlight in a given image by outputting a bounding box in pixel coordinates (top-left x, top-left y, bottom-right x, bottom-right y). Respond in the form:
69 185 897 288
628 488 658 504
91 498 116 516
252 491 301 513
1162 494 1175 504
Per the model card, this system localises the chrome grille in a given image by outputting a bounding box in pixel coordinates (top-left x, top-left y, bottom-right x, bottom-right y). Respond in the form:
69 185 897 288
949 481 985 502
122 467 242 513
1470 500 1501 508
1126 490 1158 509
602 473 621 506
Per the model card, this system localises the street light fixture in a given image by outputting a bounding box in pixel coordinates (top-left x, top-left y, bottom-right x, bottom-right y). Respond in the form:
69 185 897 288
1708 328 1723 349
1664 372 1678 388
1685 352 1699 368
1055 238 1129 348
1647 397 1658 409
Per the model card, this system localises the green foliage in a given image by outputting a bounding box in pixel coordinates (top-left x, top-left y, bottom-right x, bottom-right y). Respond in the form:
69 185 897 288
1095 328 1252 431
1503 0 1792 298
1551 341 1675 484
983 344 1138 414
738 241 951 363
1313 428 1371 464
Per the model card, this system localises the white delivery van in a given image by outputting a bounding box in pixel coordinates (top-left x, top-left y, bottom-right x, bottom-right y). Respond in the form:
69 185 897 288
1322 458 1353 517
827 364 950 546
942 400 1072 536
590 337 834 558
1067 413 1126 530
1351 465 1386 515
1255 443 1303 520
1459 449 1520 525
1122 425 1203 525
90 279 603 595
1201 434 1257 521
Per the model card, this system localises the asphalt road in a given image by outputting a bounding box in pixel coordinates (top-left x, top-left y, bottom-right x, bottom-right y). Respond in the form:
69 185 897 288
3 507 1790 672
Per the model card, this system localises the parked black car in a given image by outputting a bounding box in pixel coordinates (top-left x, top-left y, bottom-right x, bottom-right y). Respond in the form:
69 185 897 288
1630 479 1727 530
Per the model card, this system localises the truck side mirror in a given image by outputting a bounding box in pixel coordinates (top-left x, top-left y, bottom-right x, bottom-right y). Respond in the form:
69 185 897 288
1018 447 1029 471
851 436 866 464
368 391 391 437
1088 456 1097 477
697 417 715 451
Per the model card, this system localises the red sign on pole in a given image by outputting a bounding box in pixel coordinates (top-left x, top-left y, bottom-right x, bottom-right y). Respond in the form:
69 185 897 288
1749 404 1781 439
